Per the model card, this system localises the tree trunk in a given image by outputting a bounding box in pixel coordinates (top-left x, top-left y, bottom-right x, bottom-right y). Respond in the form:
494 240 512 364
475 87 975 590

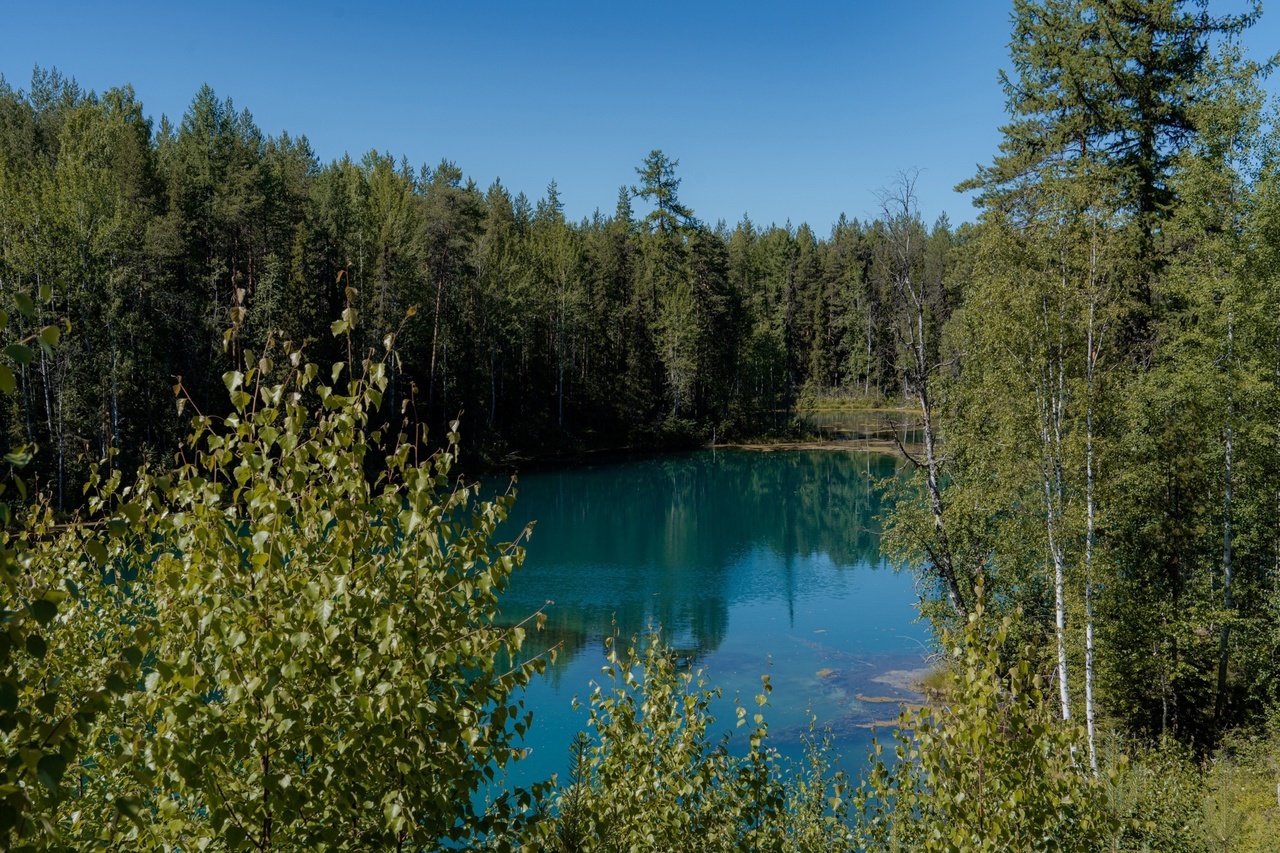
917 302 966 618
1054 303 1070 723
428 272 445 416
1084 297 1098 773
1215 312 1234 723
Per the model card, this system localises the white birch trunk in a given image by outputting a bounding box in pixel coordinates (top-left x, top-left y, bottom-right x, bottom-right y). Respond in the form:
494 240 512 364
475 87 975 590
1039 284 1071 724
1216 312 1234 720
1084 297 1098 772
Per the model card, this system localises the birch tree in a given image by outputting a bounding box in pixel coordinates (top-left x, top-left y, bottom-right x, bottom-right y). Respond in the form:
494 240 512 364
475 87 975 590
879 171 969 618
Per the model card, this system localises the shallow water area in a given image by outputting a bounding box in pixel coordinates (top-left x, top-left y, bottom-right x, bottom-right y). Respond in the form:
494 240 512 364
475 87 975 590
487 444 930 789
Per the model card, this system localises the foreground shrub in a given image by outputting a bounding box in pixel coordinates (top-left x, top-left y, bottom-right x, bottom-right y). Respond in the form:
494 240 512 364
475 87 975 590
525 630 851 853
0 288 146 848
853 605 1120 852
42 328 549 850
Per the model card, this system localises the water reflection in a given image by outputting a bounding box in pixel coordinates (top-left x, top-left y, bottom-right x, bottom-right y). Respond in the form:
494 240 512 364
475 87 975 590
495 449 901 667
483 445 926 783
486 448 928 782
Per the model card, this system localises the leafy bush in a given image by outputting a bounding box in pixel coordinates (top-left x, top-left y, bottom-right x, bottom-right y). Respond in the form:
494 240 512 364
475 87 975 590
1201 725 1280 852
526 630 851 853
28 328 551 850
852 605 1119 852
0 287 143 847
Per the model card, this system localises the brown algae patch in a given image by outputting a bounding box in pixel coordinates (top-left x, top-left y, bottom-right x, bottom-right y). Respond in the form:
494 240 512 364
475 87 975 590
871 667 934 693
855 693 903 704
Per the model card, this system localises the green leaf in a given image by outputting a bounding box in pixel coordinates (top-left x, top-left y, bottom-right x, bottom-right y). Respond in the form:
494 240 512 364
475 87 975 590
0 365 14 395
34 691 58 715
226 823 248 848
115 796 143 825
4 344 33 366
25 633 47 659
29 599 57 625
120 502 142 524
0 682 17 713
14 293 34 319
39 589 68 606
38 284 51 302
3 448 30 468
38 325 59 347
85 539 109 566
36 753 66 791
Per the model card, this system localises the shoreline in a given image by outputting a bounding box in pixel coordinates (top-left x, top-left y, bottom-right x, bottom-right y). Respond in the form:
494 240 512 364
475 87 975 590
721 438 918 455
481 409 925 475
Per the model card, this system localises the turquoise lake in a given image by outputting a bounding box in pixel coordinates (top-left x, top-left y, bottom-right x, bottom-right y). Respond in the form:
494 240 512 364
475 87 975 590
489 446 930 788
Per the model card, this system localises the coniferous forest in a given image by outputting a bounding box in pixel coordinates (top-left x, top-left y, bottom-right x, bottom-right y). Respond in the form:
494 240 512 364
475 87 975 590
0 67 946 507
4 0 1280 850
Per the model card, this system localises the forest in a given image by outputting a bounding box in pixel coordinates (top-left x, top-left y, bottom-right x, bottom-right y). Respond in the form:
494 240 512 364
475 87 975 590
0 66 952 507
4 0 1280 850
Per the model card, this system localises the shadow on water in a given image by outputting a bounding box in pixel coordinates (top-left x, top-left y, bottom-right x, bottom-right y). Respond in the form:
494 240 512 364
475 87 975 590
485 447 929 784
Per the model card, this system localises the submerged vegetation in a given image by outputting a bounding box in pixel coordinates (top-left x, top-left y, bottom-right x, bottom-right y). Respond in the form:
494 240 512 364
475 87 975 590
3 0 1280 848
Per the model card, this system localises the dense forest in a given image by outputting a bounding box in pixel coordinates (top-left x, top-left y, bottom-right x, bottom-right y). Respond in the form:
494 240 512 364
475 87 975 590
0 68 953 506
4 0 1280 849
867 0 1280 847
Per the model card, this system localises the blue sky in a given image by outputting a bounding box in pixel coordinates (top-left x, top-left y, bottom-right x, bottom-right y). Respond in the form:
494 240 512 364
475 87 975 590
3 1 1276 230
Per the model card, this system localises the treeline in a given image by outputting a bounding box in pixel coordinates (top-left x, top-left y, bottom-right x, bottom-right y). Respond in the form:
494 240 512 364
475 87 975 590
0 68 954 506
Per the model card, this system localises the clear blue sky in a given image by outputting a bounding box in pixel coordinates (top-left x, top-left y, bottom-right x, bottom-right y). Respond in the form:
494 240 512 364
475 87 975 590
3 1 1276 230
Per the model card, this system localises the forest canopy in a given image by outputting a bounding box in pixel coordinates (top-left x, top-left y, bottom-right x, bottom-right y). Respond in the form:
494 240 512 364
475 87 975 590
0 71 953 506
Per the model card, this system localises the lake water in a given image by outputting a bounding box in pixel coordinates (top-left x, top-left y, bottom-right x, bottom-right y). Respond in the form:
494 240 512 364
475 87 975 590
489 446 930 788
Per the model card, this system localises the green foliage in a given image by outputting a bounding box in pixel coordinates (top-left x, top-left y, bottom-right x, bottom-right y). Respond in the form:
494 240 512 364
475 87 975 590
966 0 1263 245
1100 726 1280 853
853 604 1119 852
0 285 142 847
526 630 851 853
888 0 1280 765
1200 726 1280 852
46 323 549 849
0 70 960 488
632 150 693 236
1099 737 1211 853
